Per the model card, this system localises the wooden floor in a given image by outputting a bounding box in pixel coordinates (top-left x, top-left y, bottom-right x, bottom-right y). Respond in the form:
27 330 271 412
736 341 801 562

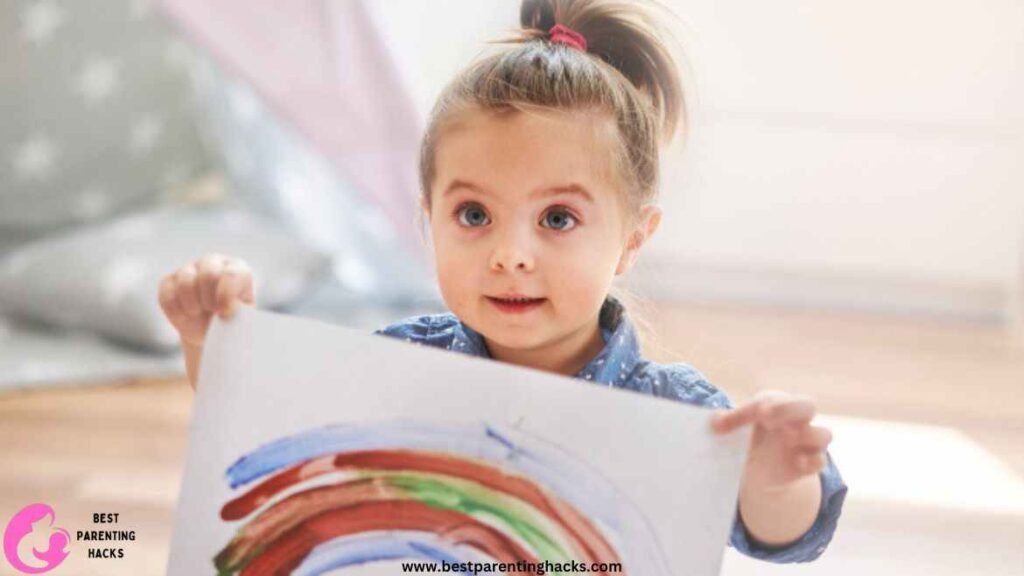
1 301 1021 575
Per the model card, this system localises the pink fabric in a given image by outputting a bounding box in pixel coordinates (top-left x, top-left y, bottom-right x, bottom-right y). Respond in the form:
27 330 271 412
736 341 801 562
549 23 587 52
155 0 423 254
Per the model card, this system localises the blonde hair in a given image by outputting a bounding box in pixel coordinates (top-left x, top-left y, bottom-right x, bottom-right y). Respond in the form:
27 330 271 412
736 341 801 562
419 0 688 352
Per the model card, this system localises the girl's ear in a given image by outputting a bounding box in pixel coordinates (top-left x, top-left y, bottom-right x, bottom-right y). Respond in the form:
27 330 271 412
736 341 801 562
615 205 662 275
416 196 434 248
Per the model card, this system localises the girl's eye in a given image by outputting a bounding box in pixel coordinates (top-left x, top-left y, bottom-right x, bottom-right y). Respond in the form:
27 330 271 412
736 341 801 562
455 203 490 227
541 208 578 231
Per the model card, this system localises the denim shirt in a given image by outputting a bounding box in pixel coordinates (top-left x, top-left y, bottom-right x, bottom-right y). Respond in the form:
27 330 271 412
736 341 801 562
373 295 847 563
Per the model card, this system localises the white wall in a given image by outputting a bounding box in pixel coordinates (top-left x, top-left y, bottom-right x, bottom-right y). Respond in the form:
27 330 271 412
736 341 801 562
366 0 1024 319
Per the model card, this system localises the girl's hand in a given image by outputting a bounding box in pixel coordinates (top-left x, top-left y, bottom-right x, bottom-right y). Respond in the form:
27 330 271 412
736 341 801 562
710 390 832 492
158 254 256 347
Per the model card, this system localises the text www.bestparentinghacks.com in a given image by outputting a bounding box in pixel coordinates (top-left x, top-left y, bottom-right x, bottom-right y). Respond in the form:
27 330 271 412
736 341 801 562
401 560 622 574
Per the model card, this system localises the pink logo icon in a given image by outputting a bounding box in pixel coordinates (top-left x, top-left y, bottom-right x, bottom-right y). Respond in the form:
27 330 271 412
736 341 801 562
3 504 71 574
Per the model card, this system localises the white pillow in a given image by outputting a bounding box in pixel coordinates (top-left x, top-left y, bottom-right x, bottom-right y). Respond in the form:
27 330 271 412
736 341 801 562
0 206 332 351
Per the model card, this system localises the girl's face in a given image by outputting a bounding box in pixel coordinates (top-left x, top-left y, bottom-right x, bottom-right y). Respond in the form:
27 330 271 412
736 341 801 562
425 108 660 354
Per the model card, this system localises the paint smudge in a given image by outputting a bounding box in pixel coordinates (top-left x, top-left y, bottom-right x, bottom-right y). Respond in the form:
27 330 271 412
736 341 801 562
214 422 671 575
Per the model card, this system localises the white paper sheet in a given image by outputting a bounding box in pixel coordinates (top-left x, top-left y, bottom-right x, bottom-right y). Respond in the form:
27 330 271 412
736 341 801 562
167 307 750 575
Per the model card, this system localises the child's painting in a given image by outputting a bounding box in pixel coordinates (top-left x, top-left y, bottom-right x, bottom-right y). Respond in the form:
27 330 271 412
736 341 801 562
167 308 751 575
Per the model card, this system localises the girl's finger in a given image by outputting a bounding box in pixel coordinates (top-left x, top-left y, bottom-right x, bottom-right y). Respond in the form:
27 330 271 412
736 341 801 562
795 451 826 474
762 397 816 430
158 275 184 321
791 425 832 450
227 259 256 304
196 254 227 312
174 264 202 318
227 259 255 304
711 390 801 434
214 267 249 319
223 258 251 279
241 276 255 304
710 399 766 434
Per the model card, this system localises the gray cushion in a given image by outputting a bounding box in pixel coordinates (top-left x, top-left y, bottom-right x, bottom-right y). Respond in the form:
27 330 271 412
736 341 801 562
0 205 332 351
0 1 212 242
0 314 184 392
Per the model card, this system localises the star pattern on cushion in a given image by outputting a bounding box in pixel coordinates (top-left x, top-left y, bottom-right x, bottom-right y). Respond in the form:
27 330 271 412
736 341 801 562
1 0 212 237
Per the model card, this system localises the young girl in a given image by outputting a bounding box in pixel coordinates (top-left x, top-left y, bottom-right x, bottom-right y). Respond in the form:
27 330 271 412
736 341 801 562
159 0 846 564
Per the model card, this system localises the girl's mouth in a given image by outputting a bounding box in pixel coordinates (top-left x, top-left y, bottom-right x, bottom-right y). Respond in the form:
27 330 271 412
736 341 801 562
486 296 546 314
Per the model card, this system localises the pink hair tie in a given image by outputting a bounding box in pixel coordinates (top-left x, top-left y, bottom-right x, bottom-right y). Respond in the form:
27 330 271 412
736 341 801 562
548 23 588 52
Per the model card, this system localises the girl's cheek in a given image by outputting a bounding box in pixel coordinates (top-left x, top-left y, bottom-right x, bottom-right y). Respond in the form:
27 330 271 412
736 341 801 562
553 229 606 259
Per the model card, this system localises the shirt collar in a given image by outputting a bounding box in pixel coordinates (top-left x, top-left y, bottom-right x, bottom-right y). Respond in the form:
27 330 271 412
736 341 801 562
451 295 642 387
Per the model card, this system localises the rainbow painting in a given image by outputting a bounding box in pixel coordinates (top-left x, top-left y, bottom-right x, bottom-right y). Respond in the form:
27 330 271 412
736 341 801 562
211 421 672 575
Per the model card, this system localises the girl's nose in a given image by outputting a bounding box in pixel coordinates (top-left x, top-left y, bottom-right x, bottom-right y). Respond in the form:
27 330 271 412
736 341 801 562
489 228 536 273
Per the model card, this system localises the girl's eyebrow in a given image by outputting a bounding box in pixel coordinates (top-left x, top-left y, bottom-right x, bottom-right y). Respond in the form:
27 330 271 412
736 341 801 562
442 179 489 197
535 183 594 204
442 179 594 203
